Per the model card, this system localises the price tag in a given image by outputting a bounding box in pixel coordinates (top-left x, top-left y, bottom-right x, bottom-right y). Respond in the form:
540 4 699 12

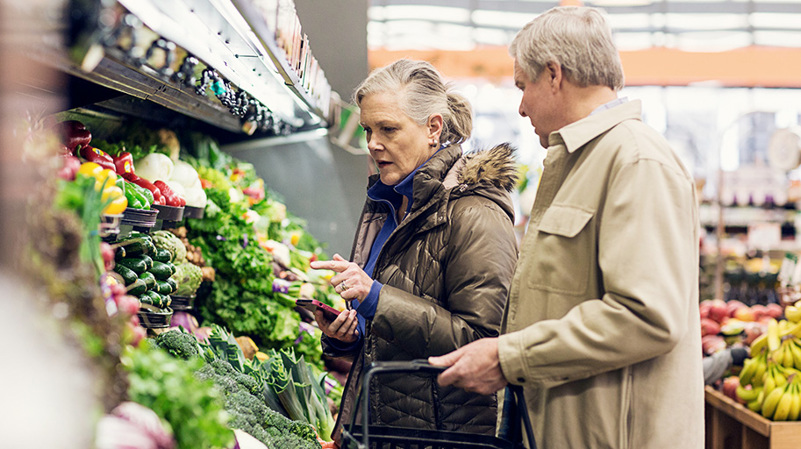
747 222 781 251
780 252 798 287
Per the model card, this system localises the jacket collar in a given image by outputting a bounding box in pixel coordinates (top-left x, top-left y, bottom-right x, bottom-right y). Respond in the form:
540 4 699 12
553 99 642 153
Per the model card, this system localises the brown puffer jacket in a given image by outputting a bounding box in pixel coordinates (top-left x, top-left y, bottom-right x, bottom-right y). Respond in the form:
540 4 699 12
325 143 519 442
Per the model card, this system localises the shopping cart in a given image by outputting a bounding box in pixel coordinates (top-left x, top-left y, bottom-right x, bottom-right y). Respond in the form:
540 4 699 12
341 360 537 449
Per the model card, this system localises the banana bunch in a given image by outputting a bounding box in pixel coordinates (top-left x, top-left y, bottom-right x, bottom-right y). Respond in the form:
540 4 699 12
737 317 801 419
760 372 801 420
772 337 801 370
739 350 768 388
785 300 801 323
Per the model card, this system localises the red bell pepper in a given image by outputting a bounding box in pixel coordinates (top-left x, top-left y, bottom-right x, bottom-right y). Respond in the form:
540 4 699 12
113 151 136 176
154 180 186 207
58 120 92 153
122 172 165 205
79 145 115 171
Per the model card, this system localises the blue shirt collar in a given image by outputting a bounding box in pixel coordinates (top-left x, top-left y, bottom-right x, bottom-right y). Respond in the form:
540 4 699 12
367 146 445 213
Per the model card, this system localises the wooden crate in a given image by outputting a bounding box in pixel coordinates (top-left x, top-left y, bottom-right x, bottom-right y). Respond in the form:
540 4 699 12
705 386 801 449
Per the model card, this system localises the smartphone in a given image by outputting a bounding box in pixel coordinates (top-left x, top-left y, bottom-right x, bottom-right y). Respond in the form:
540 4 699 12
295 298 341 320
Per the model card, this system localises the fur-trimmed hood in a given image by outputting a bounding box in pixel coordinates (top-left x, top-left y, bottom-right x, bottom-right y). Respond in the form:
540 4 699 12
455 142 519 192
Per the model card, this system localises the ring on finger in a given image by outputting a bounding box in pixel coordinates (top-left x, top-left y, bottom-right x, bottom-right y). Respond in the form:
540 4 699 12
340 281 348 291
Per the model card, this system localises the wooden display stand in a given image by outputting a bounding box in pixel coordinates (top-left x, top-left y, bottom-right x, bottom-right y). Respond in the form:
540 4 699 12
705 386 801 449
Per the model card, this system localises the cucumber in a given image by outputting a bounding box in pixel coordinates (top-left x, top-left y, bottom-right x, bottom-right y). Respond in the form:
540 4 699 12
154 279 175 295
113 264 137 286
117 255 150 274
150 260 176 280
116 238 147 258
139 271 156 290
127 278 147 296
162 295 172 308
114 246 128 261
138 290 157 306
153 247 171 263
142 238 156 256
142 290 167 308
165 277 178 293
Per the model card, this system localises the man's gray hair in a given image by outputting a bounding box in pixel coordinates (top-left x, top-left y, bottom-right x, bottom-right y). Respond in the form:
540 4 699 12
509 6 624 91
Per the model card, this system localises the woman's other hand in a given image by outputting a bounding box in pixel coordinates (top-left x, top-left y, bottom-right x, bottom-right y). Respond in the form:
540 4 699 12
315 308 359 343
310 254 373 302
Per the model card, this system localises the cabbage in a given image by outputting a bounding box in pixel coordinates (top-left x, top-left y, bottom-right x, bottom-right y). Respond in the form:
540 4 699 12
151 230 187 264
184 185 207 208
170 161 201 189
136 153 174 182
164 180 186 199
171 262 203 296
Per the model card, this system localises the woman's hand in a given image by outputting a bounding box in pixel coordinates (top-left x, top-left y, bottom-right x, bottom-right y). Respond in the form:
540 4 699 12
310 254 373 303
315 308 359 343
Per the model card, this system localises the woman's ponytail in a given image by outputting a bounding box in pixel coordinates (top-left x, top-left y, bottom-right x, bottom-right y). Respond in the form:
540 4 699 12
443 91 472 144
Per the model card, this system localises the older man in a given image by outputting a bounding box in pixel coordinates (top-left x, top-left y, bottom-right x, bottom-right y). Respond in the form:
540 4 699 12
430 6 703 448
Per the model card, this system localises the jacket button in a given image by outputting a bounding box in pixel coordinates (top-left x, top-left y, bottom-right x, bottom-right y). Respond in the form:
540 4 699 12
517 377 525 383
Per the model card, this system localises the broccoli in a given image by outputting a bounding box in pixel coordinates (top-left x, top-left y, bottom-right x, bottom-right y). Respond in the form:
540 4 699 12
153 329 202 360
196 357 322 449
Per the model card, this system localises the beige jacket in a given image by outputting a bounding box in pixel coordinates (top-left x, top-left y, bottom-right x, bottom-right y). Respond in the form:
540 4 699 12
498 100 704 449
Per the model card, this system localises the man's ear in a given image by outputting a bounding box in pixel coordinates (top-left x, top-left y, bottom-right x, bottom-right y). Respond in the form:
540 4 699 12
546 61 562 90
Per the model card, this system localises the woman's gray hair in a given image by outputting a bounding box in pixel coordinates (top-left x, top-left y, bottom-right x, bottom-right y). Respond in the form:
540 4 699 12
509 6 624 91
353 59 472 145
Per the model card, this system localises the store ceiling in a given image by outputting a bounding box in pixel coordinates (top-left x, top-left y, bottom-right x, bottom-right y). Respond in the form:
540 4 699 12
367 0 801 52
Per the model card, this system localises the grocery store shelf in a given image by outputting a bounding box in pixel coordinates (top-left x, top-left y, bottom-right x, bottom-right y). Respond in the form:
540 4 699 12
115 0 322 128
24 0 333 137
231 0 329 120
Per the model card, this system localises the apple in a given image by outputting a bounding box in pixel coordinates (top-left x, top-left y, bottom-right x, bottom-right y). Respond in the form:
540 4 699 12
722 375 740 400
702 334 727 355
764 303 784 319
733 307 757 322
751 304 769 321
707 299 729 323
726 300 747 317
701 317 721 337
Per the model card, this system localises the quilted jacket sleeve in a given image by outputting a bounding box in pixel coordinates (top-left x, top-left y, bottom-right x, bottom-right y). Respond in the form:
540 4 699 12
371 195 518 358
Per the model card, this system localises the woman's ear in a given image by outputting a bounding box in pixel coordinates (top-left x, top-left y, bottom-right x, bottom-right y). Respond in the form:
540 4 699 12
427 114 444 140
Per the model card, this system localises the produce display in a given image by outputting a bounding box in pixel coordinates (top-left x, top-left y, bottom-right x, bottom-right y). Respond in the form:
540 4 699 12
25 117 344 448
732 308 801 420
178 134 340 369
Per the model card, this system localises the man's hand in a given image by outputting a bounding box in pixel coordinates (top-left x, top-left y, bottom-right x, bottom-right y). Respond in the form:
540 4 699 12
428 338 508 395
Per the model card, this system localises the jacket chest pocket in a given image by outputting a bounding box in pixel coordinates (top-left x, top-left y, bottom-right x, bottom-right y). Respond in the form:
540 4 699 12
526 205 595 297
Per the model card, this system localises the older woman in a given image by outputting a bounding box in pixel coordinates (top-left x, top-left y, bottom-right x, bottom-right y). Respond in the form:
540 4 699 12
310 59 518 442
